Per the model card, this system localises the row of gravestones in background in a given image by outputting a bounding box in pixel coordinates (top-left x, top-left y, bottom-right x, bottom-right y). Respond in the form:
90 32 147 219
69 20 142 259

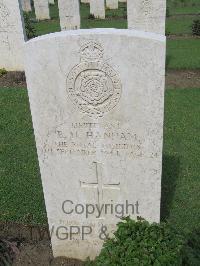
21 0 127 21
21 0 164 32
0 0 167 261
0 0 165 71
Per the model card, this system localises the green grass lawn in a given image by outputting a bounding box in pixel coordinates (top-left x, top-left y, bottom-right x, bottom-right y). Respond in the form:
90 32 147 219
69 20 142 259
166 15 198 35
0 88 200 236
170 6 200 15
162 88 200 234
27 2 200 70
168 0 200 7
167 39 200 69
0 89 46 224
33 20 60 36
168 0 200 15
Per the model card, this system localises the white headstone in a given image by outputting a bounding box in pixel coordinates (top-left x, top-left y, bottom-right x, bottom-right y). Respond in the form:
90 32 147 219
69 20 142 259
81 0 90 3
21 0 32 12
58 0 80 30
34 0 50 20
25 28 165 260
127 0 166 35
49 0 55 4
90 0 105 19
106 0 118 9
0 0 25 70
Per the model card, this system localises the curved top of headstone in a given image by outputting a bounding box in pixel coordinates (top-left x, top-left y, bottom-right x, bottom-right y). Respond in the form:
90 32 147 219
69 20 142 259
26 28 166 45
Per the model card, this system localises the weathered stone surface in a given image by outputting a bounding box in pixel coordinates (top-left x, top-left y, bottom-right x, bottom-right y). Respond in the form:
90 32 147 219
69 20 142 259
25 29 165 260
90 0 105 19
127 0 166 35
58 0 80 30
21 0 32 12
0 0 25 70
106 0 118 9
34 0 50 20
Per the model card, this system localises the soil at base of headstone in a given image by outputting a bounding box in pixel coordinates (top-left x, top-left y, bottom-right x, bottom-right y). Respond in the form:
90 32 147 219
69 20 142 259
166 69 200 89
0 71 26 88
167 35 200 40
0 221 84 266
0 70 200 89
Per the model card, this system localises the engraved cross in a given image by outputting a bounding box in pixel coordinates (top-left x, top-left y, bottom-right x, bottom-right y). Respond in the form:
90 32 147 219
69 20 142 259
80 162 120 207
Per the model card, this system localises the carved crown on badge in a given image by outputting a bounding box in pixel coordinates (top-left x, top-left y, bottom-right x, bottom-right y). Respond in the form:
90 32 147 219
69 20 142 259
0 1 10 28
80 41 103 63
66 40 122 118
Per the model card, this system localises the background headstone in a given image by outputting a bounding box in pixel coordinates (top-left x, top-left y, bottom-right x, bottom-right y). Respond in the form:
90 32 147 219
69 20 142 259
49 0 55 4
25 29 166 260
90 0 105 19
58 0 80 30
106 0 118 9
34 0 50 20
0 0 26 70
127 0 166 35
21 0 32 12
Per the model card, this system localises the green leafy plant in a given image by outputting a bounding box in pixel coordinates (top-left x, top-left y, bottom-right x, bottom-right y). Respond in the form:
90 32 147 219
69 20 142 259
23 12 36 39
0 239 19 266
192 20 200 36
88 14 95 20
85 217 185 266
182 227 200 265
0 68 7 77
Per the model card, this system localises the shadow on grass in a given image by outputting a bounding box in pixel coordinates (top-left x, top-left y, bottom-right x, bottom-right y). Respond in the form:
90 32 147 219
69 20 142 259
160 155 180 221
165 54 172 69
182 226 200 265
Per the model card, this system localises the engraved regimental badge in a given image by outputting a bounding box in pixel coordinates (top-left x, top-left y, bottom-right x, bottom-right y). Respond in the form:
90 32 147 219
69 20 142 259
0 1 9 29
66 41 122 118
